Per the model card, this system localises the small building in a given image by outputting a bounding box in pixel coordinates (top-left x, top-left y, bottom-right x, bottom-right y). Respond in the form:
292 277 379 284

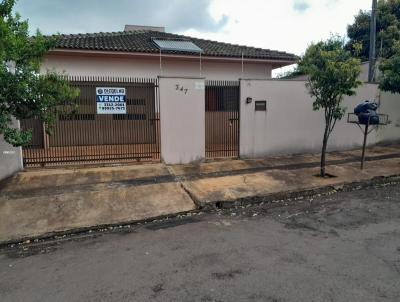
41 25 297 80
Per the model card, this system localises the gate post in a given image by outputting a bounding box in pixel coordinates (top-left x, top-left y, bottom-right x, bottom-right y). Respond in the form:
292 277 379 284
159 77 205 164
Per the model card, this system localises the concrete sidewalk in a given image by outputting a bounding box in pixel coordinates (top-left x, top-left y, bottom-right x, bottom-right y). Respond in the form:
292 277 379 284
0 144 399 243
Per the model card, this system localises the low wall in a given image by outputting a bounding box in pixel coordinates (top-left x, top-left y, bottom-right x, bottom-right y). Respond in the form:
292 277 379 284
0 119 23 181
239 79 397 158
379 91 400 143
159 77 205 164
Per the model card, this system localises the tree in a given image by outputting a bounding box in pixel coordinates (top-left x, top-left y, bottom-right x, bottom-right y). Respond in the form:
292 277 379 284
0 0 78 146
379 41 400 93
346 0 400 61
298 37 362 177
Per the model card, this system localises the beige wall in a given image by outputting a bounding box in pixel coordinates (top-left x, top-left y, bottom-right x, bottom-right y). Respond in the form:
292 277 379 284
159 77 205 164
239 79 388 158
0 119 23 181
41 53 272 80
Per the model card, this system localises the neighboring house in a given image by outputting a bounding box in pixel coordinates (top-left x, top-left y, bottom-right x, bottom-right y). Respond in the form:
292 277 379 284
41 25 297 80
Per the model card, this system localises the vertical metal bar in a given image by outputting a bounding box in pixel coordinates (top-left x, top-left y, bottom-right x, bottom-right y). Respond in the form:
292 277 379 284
222 80 226 157
361 123 369 170
236 82 240 158
228 81 232 157
205 80 208 159
156 78 160 160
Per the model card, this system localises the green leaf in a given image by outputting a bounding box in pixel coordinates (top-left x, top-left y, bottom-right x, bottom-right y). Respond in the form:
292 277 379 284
0 0 80 147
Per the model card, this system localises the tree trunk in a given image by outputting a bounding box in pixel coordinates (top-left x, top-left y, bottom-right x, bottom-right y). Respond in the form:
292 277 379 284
320 126 329 177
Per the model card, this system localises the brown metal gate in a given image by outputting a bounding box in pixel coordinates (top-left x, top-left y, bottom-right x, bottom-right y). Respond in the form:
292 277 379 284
205 80 240 158
21 76 160 167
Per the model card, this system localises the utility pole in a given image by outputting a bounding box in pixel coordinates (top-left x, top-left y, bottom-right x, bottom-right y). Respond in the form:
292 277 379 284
368 0 377 82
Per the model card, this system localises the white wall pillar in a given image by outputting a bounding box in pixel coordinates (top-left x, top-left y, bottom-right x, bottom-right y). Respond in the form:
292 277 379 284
0 119 23 181
159 77 205 164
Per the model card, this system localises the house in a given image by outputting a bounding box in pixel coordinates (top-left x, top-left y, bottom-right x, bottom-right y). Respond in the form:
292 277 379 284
17 26 301 168
41 25 297 80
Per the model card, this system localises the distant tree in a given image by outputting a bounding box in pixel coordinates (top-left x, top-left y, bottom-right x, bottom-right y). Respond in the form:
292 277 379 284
298 37 362 177
379 41 400 93
276 66 305 79
0 0 78 146
346 0 400 61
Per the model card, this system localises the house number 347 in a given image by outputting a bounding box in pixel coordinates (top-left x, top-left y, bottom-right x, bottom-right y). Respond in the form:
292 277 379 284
176 84 188 95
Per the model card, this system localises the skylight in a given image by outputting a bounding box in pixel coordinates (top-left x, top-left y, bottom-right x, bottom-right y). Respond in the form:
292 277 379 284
153 39 203 53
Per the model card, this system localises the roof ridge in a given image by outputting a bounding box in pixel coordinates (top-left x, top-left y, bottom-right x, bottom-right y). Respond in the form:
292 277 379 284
57 29 164 39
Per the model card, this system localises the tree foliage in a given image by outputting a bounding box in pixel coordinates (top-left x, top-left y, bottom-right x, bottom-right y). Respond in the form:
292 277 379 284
346 0 400 61
379 41 400 93
0 0 79 146
298 37 362 176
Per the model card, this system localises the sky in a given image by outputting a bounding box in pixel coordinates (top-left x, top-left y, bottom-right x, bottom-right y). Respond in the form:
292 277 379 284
15 0 374 76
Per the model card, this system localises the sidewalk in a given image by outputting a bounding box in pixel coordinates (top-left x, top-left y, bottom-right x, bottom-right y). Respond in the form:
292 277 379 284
0 144 399 244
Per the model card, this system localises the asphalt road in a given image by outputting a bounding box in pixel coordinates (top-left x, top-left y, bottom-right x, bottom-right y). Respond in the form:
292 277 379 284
1 182 400 302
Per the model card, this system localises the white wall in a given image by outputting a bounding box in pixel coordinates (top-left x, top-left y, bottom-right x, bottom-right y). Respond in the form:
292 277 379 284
379 91 400 143
0 119 23 181
240 79 386 158
41 54 272 80
159 77 205 164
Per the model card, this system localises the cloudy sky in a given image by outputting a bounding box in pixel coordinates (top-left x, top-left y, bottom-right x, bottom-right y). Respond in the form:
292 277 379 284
15 0 373 74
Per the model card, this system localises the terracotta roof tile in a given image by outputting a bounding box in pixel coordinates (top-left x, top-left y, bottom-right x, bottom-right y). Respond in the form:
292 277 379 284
54 30 297 62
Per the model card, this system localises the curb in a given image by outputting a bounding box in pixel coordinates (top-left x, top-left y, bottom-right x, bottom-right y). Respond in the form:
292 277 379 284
200 174 400 210
1 174 399 249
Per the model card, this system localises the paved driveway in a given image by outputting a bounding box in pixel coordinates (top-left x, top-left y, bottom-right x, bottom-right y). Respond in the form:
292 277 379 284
0 183 400 302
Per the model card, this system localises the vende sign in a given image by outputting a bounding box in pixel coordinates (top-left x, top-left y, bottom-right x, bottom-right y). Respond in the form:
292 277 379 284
96 87 126 114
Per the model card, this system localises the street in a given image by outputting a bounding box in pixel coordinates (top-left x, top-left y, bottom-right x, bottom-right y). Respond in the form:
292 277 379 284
1 182 400 302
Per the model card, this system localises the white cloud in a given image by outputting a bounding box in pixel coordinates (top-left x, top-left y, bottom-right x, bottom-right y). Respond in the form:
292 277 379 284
184 0 372 56
16 0 373 76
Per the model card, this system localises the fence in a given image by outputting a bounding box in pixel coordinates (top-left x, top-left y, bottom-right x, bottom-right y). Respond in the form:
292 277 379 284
205 80 240 158
21 76 160 167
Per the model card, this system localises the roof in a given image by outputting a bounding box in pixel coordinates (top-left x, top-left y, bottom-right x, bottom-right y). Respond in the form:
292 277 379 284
53 30 297 62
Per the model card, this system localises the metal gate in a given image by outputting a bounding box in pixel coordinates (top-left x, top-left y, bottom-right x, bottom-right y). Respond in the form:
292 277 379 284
205 80 240 158
21 76 160 167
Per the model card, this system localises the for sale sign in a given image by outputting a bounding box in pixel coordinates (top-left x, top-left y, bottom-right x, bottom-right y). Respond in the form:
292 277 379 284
96 87 126 114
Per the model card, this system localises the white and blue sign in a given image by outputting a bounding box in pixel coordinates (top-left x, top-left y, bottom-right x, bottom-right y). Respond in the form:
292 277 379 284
96 87 126 114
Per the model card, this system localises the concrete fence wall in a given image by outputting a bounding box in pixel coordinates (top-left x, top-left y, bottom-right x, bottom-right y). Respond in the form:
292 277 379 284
0 119 23 181
159 77 205 164
379 91 400 143
1 77 398 177
239 79 398 158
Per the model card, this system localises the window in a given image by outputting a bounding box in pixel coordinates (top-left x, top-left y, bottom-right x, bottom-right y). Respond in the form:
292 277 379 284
205 87 240 112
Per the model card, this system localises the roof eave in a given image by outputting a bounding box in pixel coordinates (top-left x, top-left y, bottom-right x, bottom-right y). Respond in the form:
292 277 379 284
47 48 297 66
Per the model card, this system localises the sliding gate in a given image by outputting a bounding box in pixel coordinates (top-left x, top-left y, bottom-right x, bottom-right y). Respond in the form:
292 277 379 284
21 76 160 167
205 80 240 158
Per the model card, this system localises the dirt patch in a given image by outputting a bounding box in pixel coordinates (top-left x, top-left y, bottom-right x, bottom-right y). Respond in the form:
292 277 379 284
211 269 243 280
